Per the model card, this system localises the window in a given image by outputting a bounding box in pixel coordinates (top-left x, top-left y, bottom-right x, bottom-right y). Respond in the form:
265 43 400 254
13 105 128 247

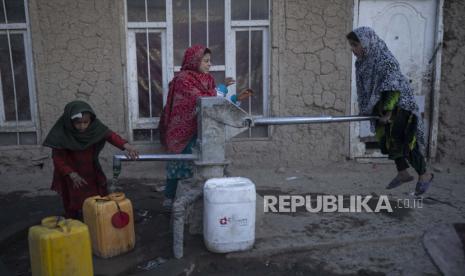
173 0 225 83
0 0 37 146
126 0 270 142
126 0 167 143
229 0 269 138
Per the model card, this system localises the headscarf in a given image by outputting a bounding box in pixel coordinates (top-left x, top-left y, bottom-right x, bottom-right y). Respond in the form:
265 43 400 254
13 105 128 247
158 45 217 153
353 26 425 153
43 100 110 170
43 100 109 150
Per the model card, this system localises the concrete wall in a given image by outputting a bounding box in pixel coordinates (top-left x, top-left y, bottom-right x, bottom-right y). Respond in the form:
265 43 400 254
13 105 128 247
437 0 465 164
227 0 354 168
0 0 130 191
29 0 128 140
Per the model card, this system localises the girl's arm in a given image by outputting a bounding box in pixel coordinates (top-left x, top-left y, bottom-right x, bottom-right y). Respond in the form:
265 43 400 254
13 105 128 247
52 149 88 188
105 131 139 160
105 131 128 150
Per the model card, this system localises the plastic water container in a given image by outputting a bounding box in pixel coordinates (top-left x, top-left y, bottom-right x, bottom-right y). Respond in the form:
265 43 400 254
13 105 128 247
83 192 135 258
203 177 256 253
28 216 93 276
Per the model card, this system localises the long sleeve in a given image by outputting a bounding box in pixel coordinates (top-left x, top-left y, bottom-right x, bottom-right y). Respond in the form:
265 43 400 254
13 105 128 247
383 90 400 111
52 149 74 176
105 131 128 150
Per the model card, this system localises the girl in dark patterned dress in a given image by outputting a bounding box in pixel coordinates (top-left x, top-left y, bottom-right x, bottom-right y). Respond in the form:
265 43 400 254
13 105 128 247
347 27 433 196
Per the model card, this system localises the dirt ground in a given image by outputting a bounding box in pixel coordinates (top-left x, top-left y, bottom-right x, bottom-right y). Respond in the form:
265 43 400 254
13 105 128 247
1 160 464 276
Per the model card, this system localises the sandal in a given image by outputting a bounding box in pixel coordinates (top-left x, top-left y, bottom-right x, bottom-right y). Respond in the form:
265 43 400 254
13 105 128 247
414 173 434 196
386 175 414 190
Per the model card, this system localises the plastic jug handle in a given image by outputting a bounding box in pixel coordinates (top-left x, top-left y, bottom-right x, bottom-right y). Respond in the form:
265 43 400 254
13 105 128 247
41 216 70 233
108 192 125 201
55 216 70 233
95 198 111 203
95 193 125 203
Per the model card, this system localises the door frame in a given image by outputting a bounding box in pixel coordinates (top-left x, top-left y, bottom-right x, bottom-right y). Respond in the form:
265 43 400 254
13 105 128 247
349 0 444 159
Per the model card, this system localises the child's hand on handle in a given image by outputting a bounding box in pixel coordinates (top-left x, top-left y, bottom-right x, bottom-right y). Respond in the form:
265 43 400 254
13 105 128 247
225 77 236 87
124 143 139 160
237 89 253 101
378 111 392 124
69 172 88 189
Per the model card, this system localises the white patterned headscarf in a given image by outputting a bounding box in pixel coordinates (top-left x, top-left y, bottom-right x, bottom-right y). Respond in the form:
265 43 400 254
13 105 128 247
353 26 425 153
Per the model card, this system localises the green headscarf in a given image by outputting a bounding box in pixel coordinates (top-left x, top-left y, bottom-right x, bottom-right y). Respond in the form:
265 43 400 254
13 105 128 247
43 101 110 150
43 101 111 176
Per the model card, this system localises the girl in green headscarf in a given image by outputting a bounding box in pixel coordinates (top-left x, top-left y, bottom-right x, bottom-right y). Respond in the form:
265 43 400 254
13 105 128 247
43 101 138 218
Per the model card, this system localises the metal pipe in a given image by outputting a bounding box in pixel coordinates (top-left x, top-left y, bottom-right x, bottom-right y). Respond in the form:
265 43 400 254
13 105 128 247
110 154 199 192
113 154 198 162
250 115 378 126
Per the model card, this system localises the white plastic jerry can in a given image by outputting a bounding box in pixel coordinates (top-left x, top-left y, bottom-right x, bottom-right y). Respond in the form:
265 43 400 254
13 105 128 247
203 177 256 253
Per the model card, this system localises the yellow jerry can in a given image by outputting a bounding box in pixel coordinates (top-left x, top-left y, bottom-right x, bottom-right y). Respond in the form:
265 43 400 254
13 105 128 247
28 216 93 276
83 192 135 258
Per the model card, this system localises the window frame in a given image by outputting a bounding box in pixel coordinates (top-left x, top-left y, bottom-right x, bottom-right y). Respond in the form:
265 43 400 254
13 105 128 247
0 0 39 146
125 0 173 143
229 27 269 116
226 0 270 139
126 29 168 131
125 0 270 142
229 27 270 139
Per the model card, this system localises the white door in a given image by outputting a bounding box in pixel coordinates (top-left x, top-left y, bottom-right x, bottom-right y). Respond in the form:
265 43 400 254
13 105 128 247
350 0 441 158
